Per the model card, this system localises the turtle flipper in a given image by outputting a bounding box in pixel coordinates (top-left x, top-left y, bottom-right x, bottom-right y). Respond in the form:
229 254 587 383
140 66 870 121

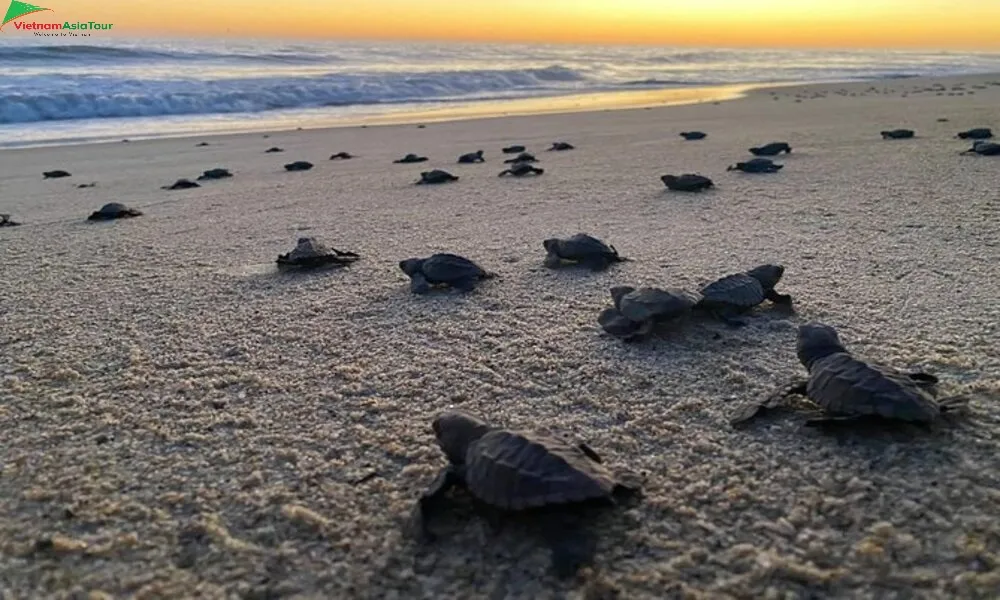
730 379 808 426
906 371 939 387
451 276 479 292
579 255 613 271
712 308 747 328
540 513 596 579
577 442 603 463
765 290 794 305
937 394 970 413
543 252 563 269
408 466 461 542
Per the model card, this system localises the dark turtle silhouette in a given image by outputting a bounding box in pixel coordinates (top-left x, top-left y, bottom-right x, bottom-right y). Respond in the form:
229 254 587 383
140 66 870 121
957 128 993 140
661 174 714 192
87 202 142 221
76 182 97 189
728 158 783 173
696 264 791 326
680 131 707 140
195 142 210 147
197 168 232 180
330 152 355 160
499 163 544 177
548 142 575 151
417 170 459 185
399 253 494 293
749 142 792 156
265 147 284 153
502 145 526 154
410 410 643 578
730 322 969 427
0 214 21 227
962 141 1000 156
503 152 537 164
543 233 626 270
598 286 701 341
394 154 428 164
881 129 915 139
276 237 360 269
457 150 485 164
162 179 200 190
284 161 313 171
43 170 71 179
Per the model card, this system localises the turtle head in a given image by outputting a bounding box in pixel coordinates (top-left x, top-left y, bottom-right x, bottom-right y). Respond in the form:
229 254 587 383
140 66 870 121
432 410 492 464
609 285 636 310
542 238 561 253
398 258 425 276
660 175 677 184
476 150 484 157
746 264 784 290
797 322 847 369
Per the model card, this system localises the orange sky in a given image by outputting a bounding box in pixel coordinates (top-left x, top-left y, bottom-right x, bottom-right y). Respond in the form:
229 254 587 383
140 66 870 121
11 0 1000 49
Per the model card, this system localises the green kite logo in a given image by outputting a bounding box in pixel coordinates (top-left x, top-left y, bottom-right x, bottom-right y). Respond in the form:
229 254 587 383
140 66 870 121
1 1 52 30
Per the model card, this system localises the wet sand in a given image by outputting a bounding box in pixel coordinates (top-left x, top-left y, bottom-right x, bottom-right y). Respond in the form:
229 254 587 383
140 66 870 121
1 73 999 599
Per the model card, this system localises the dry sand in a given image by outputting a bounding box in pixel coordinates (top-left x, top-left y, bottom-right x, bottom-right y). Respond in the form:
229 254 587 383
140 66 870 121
1 73 999 599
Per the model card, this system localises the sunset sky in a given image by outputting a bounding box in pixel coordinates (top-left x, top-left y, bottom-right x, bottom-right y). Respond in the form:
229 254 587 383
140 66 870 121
13 0 1000 49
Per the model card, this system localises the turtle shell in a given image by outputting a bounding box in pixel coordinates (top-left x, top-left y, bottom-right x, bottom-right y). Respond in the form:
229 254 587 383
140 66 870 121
806 353 942 422
699 273 766 309
420 253 487 284
463 429 617 510
551 234 616 261
89 202 142 220
662 174 713 191
617 287 700 323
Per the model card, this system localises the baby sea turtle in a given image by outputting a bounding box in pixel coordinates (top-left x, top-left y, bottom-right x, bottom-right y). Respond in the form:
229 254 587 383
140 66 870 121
411 410 643 577
543 233 626 270
881 129 915 139
399 253 495 293
394 154 428 164
0 214 21 227
696 264 791 326
730 322 969 427
749 142 791 156
43 170 71 179
598 286 701 341
330 152 355 160
417 170 459 185
77 183 97 189
957 128 993 140
728 158 783 173
197 168 232 180
499 163 544 177
265 147 284 153
457 150 485 164
195 142 210 147
502 145 526 154
680 131 707 140
504 152 537 164
962 141 1000 156
548 142 575 151
284 161 314 171
661 174 714 192
87 202 143 221
276 237 360 269
162 179 200 190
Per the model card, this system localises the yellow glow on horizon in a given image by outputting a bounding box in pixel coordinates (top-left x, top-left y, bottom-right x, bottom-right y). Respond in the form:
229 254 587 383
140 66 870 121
19 0 1000 49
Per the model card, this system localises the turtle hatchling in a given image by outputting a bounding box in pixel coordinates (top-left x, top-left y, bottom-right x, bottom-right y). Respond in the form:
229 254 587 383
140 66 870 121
276 237 360 269
957 128 992 140
661 174 714 192
728 158 783 173
548 142 575 151
87 202 143 221
162 178 200 190
730 322 969 427
417 170 459 184
543 233 627 270
284 161 313 171
394 153 428 164
880 129 915 139
499 163 544 177
197 168 232 180
598 286 701 341
502 145 526 154
457 150 485 164
399 253 494 293
962 141 1000 156
696 264 792 326
43 170 71 179
410 410 643 577
749 142 792 156
330 152 355 160
265 147 284 153
0 214 21 227
503 152 537 164
680 131 707 140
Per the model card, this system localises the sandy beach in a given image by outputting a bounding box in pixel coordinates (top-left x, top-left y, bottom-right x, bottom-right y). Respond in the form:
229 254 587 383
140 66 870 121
2 73 999 599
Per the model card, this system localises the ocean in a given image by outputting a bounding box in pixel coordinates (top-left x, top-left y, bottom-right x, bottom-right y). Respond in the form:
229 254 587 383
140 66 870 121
2 38 1000 147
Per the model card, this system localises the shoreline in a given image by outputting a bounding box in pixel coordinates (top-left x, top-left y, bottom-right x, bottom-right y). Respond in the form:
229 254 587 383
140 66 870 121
3 71 998 150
